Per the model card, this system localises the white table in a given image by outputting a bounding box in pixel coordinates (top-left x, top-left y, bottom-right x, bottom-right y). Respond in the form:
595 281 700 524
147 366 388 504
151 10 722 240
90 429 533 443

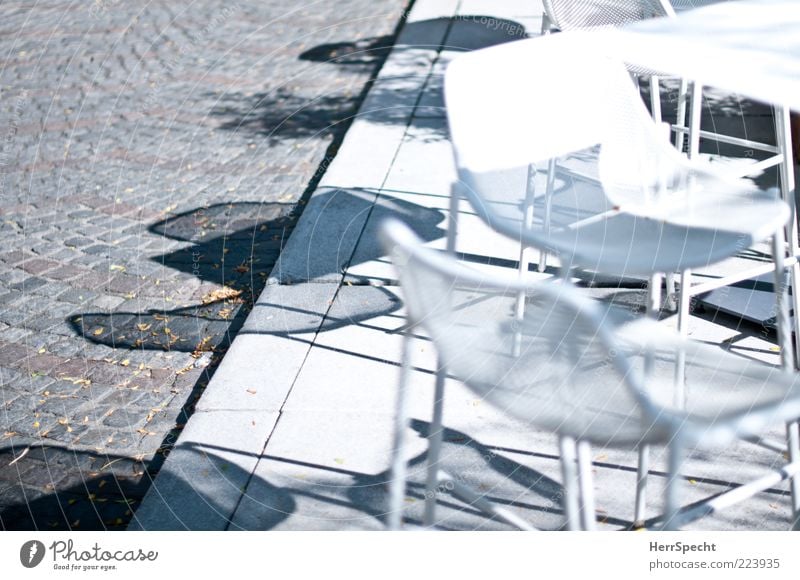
595 0 800 332
601 0 800 112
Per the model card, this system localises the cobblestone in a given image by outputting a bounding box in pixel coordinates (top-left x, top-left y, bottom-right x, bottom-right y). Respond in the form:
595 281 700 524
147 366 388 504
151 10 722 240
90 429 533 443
0 0 408 530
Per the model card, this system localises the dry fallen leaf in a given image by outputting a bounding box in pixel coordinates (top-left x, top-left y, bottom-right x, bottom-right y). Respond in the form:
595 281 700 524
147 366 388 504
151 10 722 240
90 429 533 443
201 286 242 305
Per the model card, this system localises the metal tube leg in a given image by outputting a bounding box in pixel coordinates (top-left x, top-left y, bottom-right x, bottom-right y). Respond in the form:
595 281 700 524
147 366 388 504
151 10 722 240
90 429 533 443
774 105 800 368
674 269 692 407
559 436 580 531
388 332 414 530
514 165 538 356
577 441 596 531
772 229 794 372
787 420 800 530
688 82 703 160
634 445 650 528
644 273 662 378
663 439 685 531
446 183 460 255
649 76 662 123
665 272 677 311
674 78 689 153
538 158 557 273
423 362 447 527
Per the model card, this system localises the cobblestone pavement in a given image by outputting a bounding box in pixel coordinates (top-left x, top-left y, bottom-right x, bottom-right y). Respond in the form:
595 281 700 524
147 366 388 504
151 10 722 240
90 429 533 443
0 0 407 530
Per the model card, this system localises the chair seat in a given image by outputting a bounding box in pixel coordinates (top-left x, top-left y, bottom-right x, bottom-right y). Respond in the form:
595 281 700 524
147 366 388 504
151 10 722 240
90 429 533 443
435 286 800 448
547 207 781 276
618 319 800 446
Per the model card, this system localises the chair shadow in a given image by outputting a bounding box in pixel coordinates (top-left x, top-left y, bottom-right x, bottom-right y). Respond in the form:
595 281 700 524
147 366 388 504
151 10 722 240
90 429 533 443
0 442 152 530
68 191 445 353
139 419 572 530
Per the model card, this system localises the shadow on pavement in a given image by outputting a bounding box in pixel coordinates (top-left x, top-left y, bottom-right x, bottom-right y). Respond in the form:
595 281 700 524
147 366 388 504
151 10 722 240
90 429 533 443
209 16 528 141
129 419 571 530
0 442 152 530
69 191 445 352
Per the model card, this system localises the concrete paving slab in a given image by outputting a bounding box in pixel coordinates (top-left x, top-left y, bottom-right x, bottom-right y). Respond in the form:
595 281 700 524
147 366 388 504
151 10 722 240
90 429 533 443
128 409 280 530
269 187 378 284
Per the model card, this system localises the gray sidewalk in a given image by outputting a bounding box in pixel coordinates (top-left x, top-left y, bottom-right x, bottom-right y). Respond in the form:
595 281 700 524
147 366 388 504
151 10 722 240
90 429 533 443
0 0 408 531
130 0 796 531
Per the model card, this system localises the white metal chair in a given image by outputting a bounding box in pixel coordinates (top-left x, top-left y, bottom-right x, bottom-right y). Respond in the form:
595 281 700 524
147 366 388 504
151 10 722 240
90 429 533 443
539 0 800 327
536 0 678 275
381 219 800 530
443 33 800 525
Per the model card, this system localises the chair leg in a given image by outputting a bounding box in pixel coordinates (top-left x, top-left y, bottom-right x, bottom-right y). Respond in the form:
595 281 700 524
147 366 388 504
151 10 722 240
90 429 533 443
772 229 794 372
446 183 460 255
774 105 800 369
674 78 689 153
538 158 557 273
634 445 650 528
423 362 447 527
688 81 703 160
644 273 662 378
674 269 692 408
388 332 414 530
665 272 677 312
663 438 685 531
514 165 538 356
559 436 581 531
649 75 662 124
787 420 800 530
577 441 596 531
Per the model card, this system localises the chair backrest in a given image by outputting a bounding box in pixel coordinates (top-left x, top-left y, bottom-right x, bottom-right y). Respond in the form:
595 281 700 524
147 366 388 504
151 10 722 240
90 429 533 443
543 0 673 31
444 34 682 223
445 32 768 236
379 219 667 446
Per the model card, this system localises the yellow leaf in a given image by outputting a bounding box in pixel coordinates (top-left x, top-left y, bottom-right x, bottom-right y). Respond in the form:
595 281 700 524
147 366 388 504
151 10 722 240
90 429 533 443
33 421 40 428
38 347 46 354
109 264 126 272
92 327 104 336
120 359 130 367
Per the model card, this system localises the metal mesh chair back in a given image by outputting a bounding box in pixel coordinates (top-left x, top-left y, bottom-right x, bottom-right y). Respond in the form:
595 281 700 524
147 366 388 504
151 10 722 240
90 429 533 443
445 36 786 245
543 0 670 30
382 220 800 449
379 220 667 446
